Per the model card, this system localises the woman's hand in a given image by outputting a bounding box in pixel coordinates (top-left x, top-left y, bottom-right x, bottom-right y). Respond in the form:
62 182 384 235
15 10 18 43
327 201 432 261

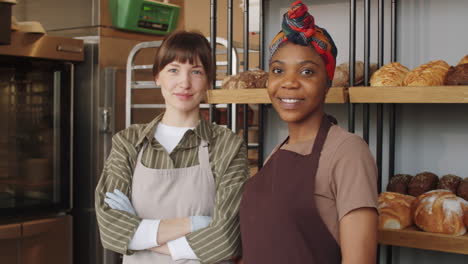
339 207 378 264
104 189 137 215
149 244 171 255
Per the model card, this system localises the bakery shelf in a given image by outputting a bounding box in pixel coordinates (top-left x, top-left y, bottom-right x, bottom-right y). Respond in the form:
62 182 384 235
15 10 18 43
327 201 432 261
206 87 347 104
349 86 468 103
378 226 468 255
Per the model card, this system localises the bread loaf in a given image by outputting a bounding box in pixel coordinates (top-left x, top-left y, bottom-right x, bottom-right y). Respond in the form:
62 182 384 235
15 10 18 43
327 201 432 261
413 190 468 236
408 172 439 197
464 211 468 228
444 64 468 85
378 192 415 230
369 62 409 86
221 69 268 89
457 55 468 66
386 174 413 194
403 60 450 86
437 174 462 193
457 177 468 201
331 61 378 87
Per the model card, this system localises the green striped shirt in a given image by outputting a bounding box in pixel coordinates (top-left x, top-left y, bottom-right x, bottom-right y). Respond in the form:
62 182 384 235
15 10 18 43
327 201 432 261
95 113 249 264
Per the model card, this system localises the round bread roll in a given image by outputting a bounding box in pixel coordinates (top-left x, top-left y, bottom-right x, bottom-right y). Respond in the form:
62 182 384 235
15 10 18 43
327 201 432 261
457 177 468 201
403 60 450 86
386 174 413 194
444 64 468 85
413 190 468 236
378 192 415 230
408 172 439 197
370 62 409 86
221 70 268 89
457 55 468 66
437 174 462 193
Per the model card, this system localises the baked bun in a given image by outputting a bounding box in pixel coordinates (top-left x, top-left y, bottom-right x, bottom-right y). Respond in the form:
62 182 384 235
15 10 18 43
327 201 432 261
378 192 415 230
457 55 468 66
444 64 468 85
457 177 468 201
386 174 413 194
370 62 410 86
464 211 468 228
437 174 462 193
403 60 450 86
408 172 439 197
221 69 268 89
332 61 378 87
413 190 468 236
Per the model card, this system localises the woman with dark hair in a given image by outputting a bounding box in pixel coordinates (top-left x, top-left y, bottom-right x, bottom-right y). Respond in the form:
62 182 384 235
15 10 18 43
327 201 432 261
96 31 248 264
239 1 378 263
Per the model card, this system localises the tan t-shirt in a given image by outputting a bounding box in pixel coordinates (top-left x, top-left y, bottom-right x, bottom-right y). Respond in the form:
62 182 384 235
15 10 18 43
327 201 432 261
267 125 378 243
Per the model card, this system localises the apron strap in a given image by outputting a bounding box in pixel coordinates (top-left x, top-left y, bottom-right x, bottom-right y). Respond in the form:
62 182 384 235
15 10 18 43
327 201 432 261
198 139 211 170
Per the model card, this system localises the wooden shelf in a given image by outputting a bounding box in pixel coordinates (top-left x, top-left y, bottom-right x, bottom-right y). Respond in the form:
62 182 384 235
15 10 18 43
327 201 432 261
349 86 468 103
378 226 468 255
206 87 347 104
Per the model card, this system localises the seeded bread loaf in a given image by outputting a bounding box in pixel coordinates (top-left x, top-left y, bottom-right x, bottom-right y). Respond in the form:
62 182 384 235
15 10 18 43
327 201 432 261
408 172 439 197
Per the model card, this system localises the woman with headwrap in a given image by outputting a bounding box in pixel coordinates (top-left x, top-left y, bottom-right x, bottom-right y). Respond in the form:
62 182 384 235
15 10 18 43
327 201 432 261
239 1 378 263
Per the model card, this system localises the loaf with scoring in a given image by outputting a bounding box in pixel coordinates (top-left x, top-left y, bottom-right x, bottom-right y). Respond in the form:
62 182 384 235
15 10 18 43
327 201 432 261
413 190 468 236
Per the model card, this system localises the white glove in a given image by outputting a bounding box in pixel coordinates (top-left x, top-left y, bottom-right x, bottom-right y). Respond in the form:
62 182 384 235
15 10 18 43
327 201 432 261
104 189 137 215
190 216 212 232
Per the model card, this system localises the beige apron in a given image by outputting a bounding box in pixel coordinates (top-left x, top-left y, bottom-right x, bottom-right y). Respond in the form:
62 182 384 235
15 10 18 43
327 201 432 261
123 139 217 264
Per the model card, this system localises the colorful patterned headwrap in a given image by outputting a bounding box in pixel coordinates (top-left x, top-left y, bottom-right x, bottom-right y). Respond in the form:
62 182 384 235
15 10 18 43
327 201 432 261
269 0 338 80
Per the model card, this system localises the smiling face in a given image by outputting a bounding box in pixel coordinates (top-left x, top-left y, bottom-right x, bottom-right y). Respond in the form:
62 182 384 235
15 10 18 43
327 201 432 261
156 57 208 115
267 42 329 125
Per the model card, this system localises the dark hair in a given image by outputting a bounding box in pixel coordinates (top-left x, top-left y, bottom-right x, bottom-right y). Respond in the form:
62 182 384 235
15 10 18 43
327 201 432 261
152 31 214 87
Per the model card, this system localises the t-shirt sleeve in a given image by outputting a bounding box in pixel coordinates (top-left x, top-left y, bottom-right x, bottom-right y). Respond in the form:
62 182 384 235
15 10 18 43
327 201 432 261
330 135 378 220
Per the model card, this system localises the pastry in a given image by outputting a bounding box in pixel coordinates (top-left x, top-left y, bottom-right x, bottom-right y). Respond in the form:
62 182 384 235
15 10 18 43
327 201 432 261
369 62 409 86
408 172 439 197
413 190 468 236
331 61 378 87
378 192 415 230
221 69 268 89
386 174 413 194
403 60 450 86
457 55 468 66
457 177 468 201
444 64 468 85
437 174 462 193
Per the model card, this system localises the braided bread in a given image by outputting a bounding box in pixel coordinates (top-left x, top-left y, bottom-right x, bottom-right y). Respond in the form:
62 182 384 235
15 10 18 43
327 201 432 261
457 55 468 66
370 62 409 86
403 60 450 86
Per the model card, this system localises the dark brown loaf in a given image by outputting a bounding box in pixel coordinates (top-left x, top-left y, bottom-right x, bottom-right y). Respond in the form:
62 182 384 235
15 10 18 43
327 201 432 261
444 64 468 85
437 174 462 193
386 174 413 194
408 172 439 197
457 177 468 201
221 69 268 89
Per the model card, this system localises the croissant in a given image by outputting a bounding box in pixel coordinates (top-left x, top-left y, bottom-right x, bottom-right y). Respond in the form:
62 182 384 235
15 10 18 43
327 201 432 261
413 190 468 236
457 55 468 66
370 62 409 86
403 60 450 86
378 192 415 230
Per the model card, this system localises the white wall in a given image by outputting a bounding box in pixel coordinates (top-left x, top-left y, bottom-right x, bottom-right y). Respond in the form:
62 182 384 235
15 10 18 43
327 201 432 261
264 0 468 263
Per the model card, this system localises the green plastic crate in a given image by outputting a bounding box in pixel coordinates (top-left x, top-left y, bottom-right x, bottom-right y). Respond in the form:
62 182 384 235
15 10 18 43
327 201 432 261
108 0 180 35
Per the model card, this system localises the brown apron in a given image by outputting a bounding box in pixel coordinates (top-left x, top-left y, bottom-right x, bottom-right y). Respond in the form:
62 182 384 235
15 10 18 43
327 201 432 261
123 139 217 264
239 115 341 264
